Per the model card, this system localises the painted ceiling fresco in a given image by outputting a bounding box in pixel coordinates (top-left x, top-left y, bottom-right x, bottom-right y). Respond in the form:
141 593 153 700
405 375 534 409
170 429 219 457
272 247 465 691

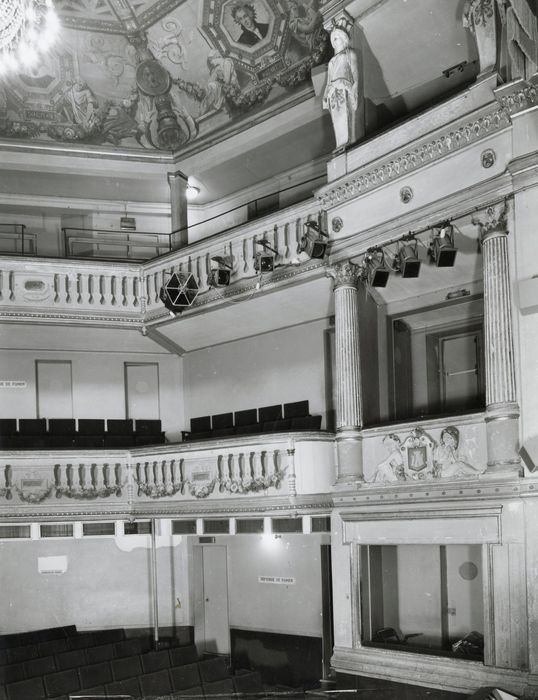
0 0 330 151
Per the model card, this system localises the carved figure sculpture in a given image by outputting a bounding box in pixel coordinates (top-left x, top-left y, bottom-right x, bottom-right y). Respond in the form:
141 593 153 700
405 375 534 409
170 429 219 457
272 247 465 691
323 16 359 150
370 434 405 483
433 426 480 478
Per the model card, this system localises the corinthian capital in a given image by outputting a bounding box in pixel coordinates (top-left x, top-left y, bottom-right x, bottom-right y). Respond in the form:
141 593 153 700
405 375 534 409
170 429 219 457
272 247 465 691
327 261 361 289
471 201 510 242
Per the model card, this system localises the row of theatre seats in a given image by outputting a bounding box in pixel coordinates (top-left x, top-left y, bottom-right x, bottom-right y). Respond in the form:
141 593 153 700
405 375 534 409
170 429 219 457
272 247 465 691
0 625 268 700
0 419 165 450
183 400 322 441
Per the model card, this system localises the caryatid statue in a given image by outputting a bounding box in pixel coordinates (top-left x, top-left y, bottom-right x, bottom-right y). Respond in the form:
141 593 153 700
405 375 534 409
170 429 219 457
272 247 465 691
323 14 359 150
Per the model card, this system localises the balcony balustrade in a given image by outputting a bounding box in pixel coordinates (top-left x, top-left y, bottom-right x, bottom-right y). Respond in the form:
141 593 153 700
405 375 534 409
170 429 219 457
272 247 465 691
0 198 323 322
0 433 335 516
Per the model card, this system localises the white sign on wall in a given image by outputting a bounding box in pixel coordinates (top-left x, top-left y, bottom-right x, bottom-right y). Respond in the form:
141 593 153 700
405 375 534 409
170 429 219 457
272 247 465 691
258 576 296 585
38 556 68 575
0 380 27 388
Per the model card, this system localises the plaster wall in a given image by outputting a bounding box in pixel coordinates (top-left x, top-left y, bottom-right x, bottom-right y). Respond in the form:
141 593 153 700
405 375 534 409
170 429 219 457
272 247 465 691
183 320 329 429
224 534 325 637
0 348 183 440
0 534 190 634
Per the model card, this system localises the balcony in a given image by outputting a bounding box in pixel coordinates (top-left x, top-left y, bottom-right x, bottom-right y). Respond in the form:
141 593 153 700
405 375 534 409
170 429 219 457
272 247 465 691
0 197 324 325
0 432 336 518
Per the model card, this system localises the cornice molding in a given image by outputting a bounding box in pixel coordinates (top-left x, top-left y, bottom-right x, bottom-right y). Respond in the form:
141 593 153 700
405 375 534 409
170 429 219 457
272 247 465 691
0 310 143 327
317 104 510 209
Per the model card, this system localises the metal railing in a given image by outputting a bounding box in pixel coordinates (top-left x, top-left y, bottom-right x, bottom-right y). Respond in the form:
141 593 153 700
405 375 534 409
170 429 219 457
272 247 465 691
62 227 173 262
0 224 36 256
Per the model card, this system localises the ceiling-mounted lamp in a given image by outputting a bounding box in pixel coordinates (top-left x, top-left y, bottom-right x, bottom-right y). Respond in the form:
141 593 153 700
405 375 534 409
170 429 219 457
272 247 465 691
254 239 277 272
363 248 391 288
186 184 200 201
208 255 233 287
159 272 199 313
429 223 457 267
298 220 329 260
397 237 421 278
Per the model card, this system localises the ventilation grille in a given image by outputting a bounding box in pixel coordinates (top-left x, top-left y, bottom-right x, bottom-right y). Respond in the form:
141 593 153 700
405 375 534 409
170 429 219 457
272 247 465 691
204 519 229 534
0 525 31 539
272 518 303 534
236 518 264 534
40 524 73 538
83 522 115 537
172 520 197 535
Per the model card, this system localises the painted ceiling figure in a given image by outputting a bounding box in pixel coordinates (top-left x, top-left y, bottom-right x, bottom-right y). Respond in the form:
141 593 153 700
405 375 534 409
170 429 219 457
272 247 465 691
201 50 240 113
231 3 269 46
62 80 99 132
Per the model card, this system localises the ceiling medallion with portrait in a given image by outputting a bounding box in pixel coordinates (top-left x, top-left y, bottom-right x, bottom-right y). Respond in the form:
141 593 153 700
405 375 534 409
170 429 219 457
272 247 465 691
201 0 329 102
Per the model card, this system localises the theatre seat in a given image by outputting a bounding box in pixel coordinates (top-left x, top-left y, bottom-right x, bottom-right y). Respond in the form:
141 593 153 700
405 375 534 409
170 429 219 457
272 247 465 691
134 419 165 446
76 419 105 449
211 412 235 438
234 409 259 436
47 419 76 449
184 416 211 441
104 419 134 448
13 419 47 449
0 419 17 449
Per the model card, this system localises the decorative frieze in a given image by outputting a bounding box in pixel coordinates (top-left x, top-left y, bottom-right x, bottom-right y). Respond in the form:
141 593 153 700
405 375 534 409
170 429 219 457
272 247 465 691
318 106 510 208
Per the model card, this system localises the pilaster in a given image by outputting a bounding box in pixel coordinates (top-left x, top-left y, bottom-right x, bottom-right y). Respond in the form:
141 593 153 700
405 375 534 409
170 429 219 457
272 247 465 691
327 261 363 484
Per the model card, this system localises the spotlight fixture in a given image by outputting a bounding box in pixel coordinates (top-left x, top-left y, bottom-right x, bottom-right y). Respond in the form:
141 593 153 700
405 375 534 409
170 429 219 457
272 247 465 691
430 224 457 267
159 272 199 313
363 248 390 288
397 238 421 278
298 220 329 260
254 239 277 273
208 255 233 287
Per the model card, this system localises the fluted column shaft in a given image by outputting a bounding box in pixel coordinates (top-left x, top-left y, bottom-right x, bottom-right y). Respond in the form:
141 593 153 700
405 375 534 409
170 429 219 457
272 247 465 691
476 204 521 473
329 261 363 483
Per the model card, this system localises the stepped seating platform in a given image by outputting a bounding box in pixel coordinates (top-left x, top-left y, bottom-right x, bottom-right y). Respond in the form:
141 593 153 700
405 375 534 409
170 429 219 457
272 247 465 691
183 401 322 442
0 419 165 450
0 627 290 700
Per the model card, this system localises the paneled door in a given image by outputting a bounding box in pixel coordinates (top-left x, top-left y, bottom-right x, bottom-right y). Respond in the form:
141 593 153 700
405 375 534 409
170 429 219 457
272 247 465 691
193 545 230 654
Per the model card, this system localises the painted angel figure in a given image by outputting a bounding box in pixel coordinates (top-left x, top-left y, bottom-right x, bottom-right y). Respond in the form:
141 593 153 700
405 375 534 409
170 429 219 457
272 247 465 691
322 18 359 150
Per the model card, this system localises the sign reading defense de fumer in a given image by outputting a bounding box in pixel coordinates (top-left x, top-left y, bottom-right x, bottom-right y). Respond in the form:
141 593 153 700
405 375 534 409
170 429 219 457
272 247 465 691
0 381 27 388
259 576 296 585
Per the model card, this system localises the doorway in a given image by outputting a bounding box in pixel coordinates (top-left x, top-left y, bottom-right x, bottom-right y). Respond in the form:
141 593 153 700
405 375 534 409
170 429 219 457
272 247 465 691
193 544 230 654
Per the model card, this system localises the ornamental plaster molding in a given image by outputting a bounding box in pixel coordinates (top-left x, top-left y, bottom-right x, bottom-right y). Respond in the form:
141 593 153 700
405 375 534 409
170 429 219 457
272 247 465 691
495 75 538 116
0 311 143 327
318 105 510 209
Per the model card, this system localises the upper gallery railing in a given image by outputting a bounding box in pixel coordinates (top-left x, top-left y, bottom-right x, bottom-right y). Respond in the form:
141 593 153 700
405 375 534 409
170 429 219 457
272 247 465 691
0 198 323 320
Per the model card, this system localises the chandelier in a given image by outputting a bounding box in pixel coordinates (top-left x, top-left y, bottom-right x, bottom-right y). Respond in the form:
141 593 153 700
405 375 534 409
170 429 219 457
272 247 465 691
0 0 59 75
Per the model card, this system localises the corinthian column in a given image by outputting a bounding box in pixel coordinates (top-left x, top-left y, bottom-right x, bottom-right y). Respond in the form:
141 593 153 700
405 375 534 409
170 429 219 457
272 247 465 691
328 261 363 483
473 203 521 474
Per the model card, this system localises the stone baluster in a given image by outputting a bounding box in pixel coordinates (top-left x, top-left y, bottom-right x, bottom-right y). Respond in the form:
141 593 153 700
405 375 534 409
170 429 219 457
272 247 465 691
95 463 106 489
163 460 172 488
253 452 263 479
87 274 94 304
154 461 164 486
472 202 521 473
79 464 88 489
327 261 364 483
55 464 67 491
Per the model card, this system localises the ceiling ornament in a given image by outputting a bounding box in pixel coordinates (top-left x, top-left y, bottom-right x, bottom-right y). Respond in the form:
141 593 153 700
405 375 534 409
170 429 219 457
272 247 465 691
0 0 59 76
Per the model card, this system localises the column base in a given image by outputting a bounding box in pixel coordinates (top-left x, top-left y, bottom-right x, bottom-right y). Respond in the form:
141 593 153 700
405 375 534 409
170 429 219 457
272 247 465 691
485 404 521 476
335 429 363 485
